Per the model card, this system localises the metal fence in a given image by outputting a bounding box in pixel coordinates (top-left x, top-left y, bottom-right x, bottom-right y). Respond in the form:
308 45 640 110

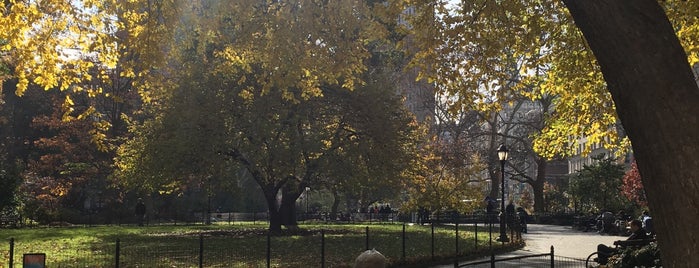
456 246 589 268
5 222 522 268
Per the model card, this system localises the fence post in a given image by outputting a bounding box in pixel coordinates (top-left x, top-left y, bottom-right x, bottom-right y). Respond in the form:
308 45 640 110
115 238 120 268
474 221 478 249
266 231 271 268
550 246 555 268
321 230 325 268
402 224 406 262
431 224 435 260
455 222 459 255
490 251 495 268
454 222 459 268
365 226 369 250
199 233 204 268
9 238 14 268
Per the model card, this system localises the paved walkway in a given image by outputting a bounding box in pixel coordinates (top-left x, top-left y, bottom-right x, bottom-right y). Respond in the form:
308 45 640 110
432 224 626 267
515 224 622 259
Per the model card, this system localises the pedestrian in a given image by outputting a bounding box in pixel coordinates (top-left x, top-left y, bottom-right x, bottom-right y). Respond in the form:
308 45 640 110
485 196 496 224
505 202 515 232
135 198 146 226
517 207 528 233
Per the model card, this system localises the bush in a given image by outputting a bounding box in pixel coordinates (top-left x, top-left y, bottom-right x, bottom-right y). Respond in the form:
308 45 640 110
608 243 662 268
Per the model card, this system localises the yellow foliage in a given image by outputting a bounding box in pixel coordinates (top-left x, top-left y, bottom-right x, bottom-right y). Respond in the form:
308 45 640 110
1 0 119 97
406 0 699 158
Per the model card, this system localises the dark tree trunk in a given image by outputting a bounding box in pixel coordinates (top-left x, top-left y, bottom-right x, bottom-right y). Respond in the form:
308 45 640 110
532 158 547 213
488 164 500 201
562 1 699 266
264 191 282 233
330 189 340 220
279 184 301 229
262 187 303 233
488 113 500 200
278 198 297 228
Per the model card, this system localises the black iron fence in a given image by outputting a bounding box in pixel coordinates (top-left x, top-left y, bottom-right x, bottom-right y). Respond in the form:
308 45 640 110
5 222 523 268
457 246 588 268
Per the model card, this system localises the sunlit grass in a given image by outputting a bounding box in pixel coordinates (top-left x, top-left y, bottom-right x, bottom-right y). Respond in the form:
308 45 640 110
1 223 519 267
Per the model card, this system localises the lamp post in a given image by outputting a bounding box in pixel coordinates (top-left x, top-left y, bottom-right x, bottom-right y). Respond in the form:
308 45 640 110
496 144 509 242
305 187 311 215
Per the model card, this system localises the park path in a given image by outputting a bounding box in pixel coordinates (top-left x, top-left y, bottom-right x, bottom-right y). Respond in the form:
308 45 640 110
515 224 621 259
431 224 625 267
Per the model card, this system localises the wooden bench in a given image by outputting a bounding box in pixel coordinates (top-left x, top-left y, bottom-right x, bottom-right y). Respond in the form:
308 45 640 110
613 238 656 248
586 239 656 267
0 214 18 227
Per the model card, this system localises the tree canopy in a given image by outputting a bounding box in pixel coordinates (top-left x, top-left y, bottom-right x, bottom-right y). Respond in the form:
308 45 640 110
568 157 626 213
404 0 699 159
3 1 699 261
110 0 422 231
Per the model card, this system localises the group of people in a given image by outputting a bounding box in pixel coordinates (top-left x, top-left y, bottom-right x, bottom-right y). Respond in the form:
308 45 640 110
595 210 655 265
593 209 654 236
485 197 529 234
368 204 392 215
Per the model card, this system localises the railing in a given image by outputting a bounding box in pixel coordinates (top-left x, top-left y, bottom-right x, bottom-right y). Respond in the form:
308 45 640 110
457 246 588 268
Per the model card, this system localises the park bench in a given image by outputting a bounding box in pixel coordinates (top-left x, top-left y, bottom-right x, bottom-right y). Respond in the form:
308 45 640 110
585 238 656 267
0 214 18 227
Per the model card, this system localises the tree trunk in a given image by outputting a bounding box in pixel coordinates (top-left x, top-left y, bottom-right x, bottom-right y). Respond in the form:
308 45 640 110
488 113 500 200
278 198 297 228
562 1 699 266
264 191 282 233
532 158 546 213
330 189 340 220
279 185 300 229
262 185 301 232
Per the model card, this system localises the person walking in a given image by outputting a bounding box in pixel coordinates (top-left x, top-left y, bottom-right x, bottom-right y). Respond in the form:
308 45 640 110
517 207 528 233
505 202 516 233
135 198 146 226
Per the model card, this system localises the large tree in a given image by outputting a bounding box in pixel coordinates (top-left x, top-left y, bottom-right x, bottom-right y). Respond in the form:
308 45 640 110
501 95 556 213
114 0 419 232
412 0 699 266
561 1 699 266
405 0 699 265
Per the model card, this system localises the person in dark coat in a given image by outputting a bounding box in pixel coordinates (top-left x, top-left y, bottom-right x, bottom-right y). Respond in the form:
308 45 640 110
596 219 649 265
505 202 515 231
485 197 496 224
135 198 146 226
516 207 528 233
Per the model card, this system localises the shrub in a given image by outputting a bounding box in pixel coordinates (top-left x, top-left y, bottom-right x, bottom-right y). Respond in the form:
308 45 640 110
608 243 662 268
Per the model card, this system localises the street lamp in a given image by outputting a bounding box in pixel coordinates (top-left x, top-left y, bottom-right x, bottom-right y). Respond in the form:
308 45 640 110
305 187 311 215
497 144 510 242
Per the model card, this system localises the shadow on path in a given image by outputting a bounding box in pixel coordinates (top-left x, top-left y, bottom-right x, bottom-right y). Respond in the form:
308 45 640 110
431 224 625 268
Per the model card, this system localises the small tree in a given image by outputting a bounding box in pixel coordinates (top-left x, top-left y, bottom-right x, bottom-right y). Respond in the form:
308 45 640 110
542 182 568 213
518 189 534 212
403 135 486 215
568 156 626 212
621 160 647 208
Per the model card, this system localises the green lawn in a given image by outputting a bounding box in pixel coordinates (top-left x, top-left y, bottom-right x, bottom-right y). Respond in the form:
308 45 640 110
1 222 520 267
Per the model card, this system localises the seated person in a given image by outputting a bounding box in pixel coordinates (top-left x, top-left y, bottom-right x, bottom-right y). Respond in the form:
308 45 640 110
640 210 654 236
598 210 615 233
596 219 649 265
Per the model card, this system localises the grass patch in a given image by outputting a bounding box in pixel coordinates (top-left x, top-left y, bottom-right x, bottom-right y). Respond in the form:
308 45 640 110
1 222 518 267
